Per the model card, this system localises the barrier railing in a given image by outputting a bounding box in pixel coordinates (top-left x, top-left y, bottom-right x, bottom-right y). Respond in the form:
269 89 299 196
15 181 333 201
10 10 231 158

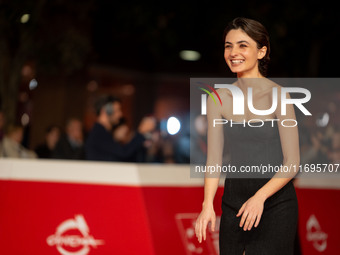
0 159 338 255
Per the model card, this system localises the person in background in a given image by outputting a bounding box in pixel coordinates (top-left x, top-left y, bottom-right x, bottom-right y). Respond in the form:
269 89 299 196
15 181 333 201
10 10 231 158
85 95 155 162
112 117 142 162
0 111 5 142
112 117 131 144
174 114 190 163
309 130 330 164
144 128 164 163
52 118 85 160
35 125 61 158
190 115 208 165
0 124 37 158
329 129 340 164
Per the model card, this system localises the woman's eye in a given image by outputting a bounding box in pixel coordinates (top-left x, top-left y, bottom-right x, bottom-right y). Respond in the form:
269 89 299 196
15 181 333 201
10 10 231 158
225 45 232 49
240 44 247 48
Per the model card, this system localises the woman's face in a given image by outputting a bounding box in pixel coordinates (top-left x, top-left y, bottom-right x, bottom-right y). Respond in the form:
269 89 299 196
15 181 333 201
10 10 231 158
224 29 266 77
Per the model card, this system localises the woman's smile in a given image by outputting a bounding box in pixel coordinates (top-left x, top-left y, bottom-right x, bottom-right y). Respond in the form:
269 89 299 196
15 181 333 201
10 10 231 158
230 59 245 66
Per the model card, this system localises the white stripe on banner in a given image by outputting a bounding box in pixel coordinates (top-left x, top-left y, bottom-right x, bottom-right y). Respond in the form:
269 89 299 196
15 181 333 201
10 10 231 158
0 159 207 187
0 159 339 188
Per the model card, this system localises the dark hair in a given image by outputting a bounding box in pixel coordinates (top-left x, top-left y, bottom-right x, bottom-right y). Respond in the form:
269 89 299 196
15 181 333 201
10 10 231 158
6 124 23 135
45 125 60 134
94 95 120 116
112 117 127 131
223 17 270 76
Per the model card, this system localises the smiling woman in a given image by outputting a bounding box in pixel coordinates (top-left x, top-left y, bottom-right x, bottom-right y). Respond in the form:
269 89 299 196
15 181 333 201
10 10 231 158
223 18 270 78
195 17 300 255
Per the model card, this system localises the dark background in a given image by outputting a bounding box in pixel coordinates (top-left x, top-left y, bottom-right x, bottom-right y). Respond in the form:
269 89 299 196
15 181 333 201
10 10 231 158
0 0 339 148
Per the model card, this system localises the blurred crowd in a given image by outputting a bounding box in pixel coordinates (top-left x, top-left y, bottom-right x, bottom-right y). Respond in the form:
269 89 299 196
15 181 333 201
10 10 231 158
299 125 340 165
1 98 340 165
0 95 188 163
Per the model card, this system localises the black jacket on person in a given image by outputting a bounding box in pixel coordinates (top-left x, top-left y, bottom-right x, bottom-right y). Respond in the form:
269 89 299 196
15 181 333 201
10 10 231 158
85 122 145 162
35 143 53 159
52 135 86 160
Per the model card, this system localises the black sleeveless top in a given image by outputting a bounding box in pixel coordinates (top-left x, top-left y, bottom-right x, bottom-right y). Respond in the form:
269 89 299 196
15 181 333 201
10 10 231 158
222 120 296 211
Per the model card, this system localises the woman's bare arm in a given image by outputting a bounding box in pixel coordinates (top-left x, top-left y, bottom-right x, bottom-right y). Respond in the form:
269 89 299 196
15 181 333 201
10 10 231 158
203 94 224 206
255 88 300 200
195 93 224 243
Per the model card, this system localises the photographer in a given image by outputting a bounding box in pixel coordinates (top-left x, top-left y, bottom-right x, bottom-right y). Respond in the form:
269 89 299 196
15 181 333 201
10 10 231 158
85 95 155 162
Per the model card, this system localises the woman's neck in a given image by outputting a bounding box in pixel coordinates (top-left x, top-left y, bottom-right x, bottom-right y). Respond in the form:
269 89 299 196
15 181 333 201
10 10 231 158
236 69 266 91
237 70 264 79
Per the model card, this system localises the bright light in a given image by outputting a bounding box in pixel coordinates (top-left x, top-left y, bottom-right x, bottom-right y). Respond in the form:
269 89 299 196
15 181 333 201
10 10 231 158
20 14 30 24
179 50 201 61
29 79 38 90
316 112 329 127
21 113 30 126
167 117 181 135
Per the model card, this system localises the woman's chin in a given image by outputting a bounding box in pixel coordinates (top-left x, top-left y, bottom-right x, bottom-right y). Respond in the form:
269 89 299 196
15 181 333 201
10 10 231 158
230 67 245 74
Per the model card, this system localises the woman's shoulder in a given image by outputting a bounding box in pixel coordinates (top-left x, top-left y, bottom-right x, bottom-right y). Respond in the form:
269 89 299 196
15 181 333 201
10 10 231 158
215 87 232 97
257 78 283 98
213 88 234 107
213 78 284 102
261 78 282 89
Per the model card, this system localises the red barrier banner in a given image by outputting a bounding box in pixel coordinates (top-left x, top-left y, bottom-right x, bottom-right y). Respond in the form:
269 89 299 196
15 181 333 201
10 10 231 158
0 159 339 254
295 187 340 255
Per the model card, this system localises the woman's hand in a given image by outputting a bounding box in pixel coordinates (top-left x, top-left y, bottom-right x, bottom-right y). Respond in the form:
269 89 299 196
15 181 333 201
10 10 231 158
195 204 216 243
236 193 266 231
